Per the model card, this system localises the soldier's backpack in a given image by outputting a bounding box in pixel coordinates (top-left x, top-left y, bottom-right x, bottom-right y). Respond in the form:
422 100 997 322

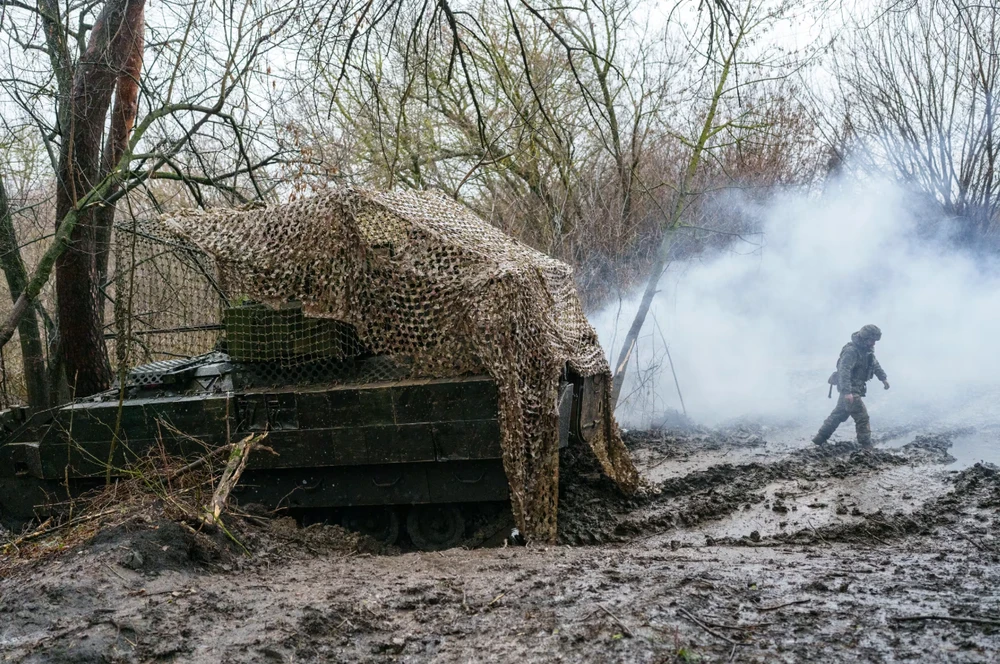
826 343 852 398
827 370 838 398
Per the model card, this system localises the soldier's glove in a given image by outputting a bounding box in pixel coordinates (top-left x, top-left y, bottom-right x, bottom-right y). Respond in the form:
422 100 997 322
845 393 855 404
882 380 890 390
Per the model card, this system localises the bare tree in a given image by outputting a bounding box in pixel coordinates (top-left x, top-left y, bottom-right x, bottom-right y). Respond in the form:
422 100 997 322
609 0 808 405
0 169 47 407
52 0 146 397
294 0 686 262
834 0 1000 241
0 0 300 399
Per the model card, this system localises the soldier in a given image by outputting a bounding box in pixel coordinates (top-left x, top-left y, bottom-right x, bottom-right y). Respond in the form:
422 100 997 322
812 324 890 447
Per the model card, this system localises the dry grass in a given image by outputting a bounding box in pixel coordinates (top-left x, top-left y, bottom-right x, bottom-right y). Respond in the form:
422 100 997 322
0 431 266 576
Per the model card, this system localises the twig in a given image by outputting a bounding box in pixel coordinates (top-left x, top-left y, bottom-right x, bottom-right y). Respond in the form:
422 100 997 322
695 617 774 630
892 615 1000 628
103 563 132 585
648 455 676 470
942 524 989 552
129 587 183 597
167 443 233 480
3 508 122 550
806 519 828 545
654 316 686 416
597 603 633 637
862 528 890 546
756 599 809 612
3 517 52 550
677 607 742 645
486 592 506 607
231 511 271 528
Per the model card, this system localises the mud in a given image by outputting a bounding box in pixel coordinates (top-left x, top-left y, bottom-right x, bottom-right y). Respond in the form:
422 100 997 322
2 425 1000 663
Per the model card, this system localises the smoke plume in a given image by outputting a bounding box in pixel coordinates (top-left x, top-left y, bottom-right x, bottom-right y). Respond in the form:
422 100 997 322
592 180 1000 443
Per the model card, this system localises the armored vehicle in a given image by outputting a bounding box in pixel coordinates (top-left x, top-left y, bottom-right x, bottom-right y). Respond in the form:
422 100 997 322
0 304 606 550
0 187 639 546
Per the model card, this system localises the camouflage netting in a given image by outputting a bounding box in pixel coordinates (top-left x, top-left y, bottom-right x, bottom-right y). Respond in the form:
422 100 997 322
162 187 638 541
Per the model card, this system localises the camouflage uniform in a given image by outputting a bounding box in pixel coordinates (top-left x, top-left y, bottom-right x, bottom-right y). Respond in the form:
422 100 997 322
812 325 888 447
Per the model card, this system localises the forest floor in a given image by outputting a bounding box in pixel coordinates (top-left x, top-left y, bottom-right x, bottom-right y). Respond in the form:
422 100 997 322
2 421 1000 663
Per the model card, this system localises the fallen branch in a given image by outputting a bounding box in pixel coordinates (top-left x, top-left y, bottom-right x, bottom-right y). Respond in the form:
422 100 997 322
677 607 744 645
202 432 266 526
597 603 633 638
892 615 1000 628
941 524 989 552
756 599 809 612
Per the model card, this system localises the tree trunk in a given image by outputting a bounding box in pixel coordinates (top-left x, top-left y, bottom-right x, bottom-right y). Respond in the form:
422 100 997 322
0 173 49 409
53 0 146 398
95 9 145 292
609 27 742 408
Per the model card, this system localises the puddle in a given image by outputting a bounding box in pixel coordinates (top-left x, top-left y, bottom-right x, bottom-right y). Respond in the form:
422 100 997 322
947 429 1000 468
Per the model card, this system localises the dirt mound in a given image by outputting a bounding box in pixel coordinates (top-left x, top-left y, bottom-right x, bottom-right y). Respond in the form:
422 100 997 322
951 462 1000 508
557 443 646 546
89 517 236 574
1 505 386 583
897 433 960 464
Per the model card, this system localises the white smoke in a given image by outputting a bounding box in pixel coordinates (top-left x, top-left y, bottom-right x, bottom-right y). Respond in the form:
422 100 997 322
592 180 1000 438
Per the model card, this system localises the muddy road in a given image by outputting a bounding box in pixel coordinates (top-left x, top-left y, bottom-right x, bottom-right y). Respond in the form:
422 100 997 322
2 425 999 663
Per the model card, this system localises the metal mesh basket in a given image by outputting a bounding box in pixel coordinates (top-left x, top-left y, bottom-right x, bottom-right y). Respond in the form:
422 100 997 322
111 221 409 388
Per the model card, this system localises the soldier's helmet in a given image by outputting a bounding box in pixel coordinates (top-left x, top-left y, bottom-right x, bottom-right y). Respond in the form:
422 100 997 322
858 324 882 341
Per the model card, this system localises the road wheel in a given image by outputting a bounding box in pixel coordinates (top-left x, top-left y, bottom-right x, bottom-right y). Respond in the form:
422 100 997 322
406 504 464 551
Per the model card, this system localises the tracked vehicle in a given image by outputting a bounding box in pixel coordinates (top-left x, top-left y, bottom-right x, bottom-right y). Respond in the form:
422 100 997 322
0 187 639 546
0 304 605 550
